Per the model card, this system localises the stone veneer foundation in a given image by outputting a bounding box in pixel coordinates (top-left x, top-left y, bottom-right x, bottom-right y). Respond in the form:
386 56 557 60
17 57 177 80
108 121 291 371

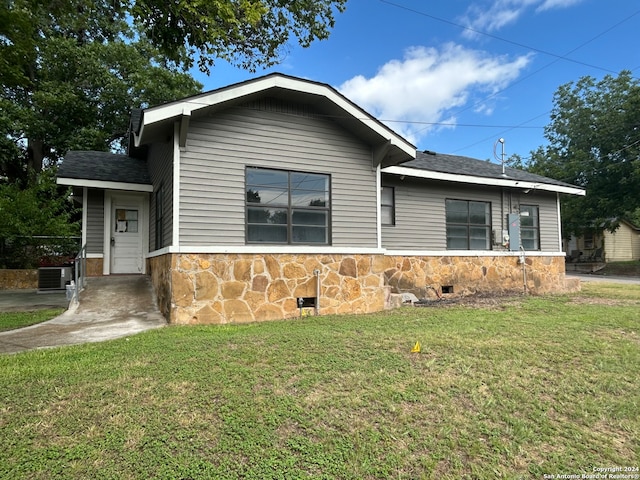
0 269 38 289
147 253 575 325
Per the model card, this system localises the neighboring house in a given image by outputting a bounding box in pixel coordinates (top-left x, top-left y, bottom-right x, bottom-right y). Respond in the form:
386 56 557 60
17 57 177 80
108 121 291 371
565 220 640 263
57 73 585 324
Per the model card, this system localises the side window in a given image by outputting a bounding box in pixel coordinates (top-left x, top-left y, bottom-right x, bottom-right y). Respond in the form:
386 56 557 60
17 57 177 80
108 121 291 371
155 185 164 249
446 199 491 250
246 167 331 245
520 205 540 250
381 186 395 226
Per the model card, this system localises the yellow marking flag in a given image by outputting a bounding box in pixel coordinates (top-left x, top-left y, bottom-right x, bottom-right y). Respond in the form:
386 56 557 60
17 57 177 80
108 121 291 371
411 341 421 353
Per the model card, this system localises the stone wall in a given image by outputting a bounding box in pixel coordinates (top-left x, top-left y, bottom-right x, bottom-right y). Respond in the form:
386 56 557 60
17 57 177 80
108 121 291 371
148 253 573 325
383 255 567 298
0 269 38 289
86 258 104 277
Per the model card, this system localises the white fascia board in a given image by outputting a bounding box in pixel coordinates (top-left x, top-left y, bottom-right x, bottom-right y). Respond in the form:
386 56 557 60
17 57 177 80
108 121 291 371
57 177 153 193
141 75 415 157
384 250 568 257
146 245 386 257
145 246 568 258
383 166 586 196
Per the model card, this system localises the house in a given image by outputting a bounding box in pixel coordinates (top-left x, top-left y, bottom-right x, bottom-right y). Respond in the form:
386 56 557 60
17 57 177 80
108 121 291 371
565 219 640 263
57 73 585 324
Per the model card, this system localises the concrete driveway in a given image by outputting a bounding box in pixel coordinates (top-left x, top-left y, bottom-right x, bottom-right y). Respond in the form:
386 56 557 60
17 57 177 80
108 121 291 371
0 275 167 354
567 273 640 285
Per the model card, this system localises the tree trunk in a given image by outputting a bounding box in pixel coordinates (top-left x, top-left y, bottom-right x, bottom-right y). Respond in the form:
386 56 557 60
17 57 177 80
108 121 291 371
27 138 44 174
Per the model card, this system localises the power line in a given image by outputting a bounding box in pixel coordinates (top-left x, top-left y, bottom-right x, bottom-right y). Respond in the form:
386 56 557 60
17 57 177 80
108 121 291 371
451 110 552 154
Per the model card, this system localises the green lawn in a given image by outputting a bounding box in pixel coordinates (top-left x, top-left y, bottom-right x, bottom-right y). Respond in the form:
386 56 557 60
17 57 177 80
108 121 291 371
0 308 65 332
1 284 638 479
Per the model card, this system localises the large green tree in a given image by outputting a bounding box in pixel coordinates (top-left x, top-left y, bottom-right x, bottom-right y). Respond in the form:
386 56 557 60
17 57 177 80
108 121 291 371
525 71 640 237
1 0 347 181
1 0 204 182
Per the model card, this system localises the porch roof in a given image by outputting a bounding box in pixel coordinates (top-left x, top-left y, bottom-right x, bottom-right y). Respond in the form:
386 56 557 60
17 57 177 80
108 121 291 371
57 151 153 192
383 150 585 196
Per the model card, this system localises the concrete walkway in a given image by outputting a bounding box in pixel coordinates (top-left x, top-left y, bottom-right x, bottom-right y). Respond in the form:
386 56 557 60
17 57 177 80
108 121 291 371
0 275 167 354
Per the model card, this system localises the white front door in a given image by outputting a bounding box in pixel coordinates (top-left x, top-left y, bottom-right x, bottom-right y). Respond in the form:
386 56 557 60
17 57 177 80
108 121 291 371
111 196 144 274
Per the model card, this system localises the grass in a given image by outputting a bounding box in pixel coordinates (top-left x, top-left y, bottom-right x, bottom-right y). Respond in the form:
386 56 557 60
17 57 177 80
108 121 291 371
595 260 640 277
0 284 638 479
0 308 65 332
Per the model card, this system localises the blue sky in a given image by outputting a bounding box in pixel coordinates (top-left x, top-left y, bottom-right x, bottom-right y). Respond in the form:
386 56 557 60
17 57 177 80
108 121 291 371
191 0 639 163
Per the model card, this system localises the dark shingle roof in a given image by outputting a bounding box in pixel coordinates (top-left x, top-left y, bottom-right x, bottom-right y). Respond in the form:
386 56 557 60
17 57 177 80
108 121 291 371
400 151 576 189
58 151 151 185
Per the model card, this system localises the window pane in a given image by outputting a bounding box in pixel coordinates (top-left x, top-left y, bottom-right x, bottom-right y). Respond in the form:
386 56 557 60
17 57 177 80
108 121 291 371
521 230 539 250
469 202 489 225
292 226 327 244
446 200 468 223
247 207 287 225
291 173 328 192
470 227 490 249
246 168 288 188
521 215 534 227
447 226 468 249
447 210 468 223
248 225 287 243
381 187 394 205
246 187 288 206
292 210 327 226
381 206 393 226
291 189 329 207
127 221 138 233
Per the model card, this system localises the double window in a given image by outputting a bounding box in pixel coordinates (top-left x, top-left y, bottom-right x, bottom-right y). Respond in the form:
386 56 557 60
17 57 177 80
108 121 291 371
446 199 491 250
520 205 540 250
246 167 330 244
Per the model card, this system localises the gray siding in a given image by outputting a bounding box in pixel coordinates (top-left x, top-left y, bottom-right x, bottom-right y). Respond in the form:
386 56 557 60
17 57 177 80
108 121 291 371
86 189 104 254
382 176 561 251
147 140 174 250
179 101 377 247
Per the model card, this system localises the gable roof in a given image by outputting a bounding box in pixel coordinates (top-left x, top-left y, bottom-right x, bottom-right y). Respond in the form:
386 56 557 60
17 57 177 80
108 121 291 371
383 150 585 196
132 72 416 168
57 151 153 192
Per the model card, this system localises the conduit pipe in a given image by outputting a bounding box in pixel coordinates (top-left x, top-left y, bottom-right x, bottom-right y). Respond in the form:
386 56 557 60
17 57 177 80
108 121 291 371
314 269 321 315
519 245 527 294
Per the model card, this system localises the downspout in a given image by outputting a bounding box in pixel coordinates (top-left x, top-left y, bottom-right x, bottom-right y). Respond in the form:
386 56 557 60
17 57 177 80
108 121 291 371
556 192 563 252
375 162 382 250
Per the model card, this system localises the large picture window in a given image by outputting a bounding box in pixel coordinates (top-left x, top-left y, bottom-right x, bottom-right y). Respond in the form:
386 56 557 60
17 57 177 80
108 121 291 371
246 167 330 244
520 205 540 250
446 199 491 250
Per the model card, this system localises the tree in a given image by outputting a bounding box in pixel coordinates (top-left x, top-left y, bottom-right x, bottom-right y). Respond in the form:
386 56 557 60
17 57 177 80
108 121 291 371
1 0 204 183
1 0 347 181
524 71 640 237
0 170 79 268
130 0 348 73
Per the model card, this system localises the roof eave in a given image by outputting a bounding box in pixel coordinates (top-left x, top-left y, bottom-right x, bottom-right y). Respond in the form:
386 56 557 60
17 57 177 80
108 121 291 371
57 177 153 193
383 165 586 196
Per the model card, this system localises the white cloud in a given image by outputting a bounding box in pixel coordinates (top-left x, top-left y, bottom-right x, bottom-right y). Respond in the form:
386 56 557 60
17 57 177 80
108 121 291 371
536 0 583 12
338 44 532 145
460 0 584 35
